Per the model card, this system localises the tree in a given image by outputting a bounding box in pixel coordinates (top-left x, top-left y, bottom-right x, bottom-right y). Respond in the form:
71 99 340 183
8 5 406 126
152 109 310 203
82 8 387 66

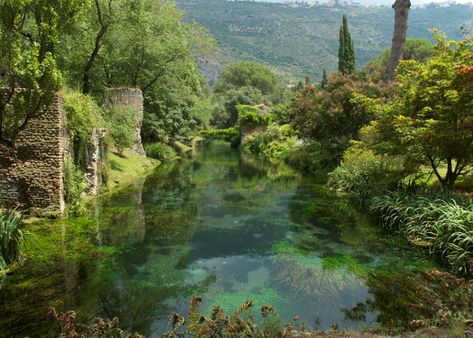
212 62 283 128
364 34 473 190
292 72 390 164
82 0 115 94
367 38 434 79
321 70 328 88
215 62 283 97
338 15 355 75
59 0 215 144
0 0 86 147
388 0 411 81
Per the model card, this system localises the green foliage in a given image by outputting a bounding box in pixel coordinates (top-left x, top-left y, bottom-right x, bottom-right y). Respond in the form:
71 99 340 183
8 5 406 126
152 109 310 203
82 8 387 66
58 0 215 143
212 62 283 128
338 15 356 75
0 209 24 272
285 142 324 174
292 72 391 164
370 192 473 273
328 148 410 204
212 86 266 128
103 107 136 154
177 1 473 82
363 34 473 190
63 91 105 143
321 70 328 88
0 0 86 146
199 127 239 143
216 62 283 97
63 158 87 216
242 124 297 160
237 105 270 126
144 143 178 163
367 38 435 79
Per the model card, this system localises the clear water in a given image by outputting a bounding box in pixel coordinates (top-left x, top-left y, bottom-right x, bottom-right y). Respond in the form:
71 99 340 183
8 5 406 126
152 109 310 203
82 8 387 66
0 141 440 337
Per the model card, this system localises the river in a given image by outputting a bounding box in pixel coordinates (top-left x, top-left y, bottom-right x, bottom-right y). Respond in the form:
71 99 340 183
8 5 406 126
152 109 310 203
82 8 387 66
0 141 440 337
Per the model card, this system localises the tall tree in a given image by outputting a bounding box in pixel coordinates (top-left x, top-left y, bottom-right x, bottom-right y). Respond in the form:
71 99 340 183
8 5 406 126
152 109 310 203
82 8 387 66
0 0 86 147
338 15 355 75
82 0 114 94
321 70 328 88
388 0 411 81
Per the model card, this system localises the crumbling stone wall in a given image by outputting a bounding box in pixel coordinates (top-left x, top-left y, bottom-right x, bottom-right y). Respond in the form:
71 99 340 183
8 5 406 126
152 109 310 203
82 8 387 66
106 88 146 157
84 128 107 195
0 95 68 215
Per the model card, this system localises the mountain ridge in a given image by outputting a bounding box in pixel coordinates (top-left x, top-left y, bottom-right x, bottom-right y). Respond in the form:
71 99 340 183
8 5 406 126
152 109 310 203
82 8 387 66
176 0 473 83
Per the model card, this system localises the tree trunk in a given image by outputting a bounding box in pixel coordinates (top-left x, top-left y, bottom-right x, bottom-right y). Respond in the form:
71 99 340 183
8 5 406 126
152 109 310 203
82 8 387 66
388 0 411 81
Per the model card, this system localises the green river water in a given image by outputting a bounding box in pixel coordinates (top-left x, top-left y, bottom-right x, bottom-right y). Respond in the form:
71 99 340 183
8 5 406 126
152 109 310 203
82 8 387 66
0 141 441 337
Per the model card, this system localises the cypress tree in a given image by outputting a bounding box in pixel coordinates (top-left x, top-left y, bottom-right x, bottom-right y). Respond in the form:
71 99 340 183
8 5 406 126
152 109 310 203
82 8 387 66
338 15 356 74
321 69 328 88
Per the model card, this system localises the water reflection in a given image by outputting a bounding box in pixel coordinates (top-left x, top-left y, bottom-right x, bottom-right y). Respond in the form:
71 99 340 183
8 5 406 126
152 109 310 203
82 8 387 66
0 141 441 337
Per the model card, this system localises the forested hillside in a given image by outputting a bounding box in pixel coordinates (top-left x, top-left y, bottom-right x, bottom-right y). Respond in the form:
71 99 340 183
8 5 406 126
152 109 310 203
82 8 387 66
176 0 473 82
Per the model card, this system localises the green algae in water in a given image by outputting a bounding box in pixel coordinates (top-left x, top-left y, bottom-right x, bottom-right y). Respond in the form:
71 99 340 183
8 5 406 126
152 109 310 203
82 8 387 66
0 141 447 337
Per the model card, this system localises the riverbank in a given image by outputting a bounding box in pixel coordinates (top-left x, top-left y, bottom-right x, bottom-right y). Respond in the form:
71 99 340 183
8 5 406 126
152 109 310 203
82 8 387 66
104 148 160 193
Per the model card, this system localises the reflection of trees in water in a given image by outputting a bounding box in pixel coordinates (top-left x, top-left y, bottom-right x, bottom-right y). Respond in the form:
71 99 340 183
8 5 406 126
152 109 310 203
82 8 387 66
287 179 391 258
272 253 369 328
341 271 468 331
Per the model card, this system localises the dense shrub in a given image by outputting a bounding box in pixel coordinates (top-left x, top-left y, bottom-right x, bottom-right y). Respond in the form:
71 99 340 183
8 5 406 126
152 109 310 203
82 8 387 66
237 104 271 126
0 209 24 272
285 141 324 174
328 149 407 204
242 124 297 160
103 107 136 154
63 157 88 216
292 73 391 165
144 143 178 163
199 127 240 143
63 91 105 144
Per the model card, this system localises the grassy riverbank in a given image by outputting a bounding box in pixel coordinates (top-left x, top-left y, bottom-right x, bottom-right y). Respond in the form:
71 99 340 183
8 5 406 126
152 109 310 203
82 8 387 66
105 149 160 192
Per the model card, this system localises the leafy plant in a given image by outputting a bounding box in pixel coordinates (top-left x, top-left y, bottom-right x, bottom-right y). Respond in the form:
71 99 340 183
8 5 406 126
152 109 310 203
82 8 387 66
0 209 24 272
103 107 136 154
144 143 178 163
199 127 239 143
63 157 88 216
242 124 297 160
370 192 473 272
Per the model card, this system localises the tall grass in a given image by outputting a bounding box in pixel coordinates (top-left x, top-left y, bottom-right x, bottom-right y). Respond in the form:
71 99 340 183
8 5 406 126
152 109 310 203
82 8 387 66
371 192 473 272
329 149 473 273
0 209 24 271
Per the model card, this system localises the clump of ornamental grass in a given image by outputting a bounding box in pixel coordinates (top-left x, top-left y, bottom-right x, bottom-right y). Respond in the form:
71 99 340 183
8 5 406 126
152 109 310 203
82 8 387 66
0 208 24 272
370 192 473 273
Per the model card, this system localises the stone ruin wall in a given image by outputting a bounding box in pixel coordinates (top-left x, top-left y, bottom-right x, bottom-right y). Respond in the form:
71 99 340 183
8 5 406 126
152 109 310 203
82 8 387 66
106 88 146 157
0 94 68 215
0 87 145 214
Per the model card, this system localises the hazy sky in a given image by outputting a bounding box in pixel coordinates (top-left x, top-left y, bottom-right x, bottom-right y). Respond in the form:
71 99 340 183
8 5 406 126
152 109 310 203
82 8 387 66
255 0 473 5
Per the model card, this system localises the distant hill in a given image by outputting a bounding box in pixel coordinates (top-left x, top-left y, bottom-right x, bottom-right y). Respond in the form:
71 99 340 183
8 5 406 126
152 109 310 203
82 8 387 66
176 0 473 84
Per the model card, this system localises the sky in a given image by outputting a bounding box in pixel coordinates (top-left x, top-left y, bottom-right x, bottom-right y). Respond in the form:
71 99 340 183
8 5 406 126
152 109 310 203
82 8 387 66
254 0 473 5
